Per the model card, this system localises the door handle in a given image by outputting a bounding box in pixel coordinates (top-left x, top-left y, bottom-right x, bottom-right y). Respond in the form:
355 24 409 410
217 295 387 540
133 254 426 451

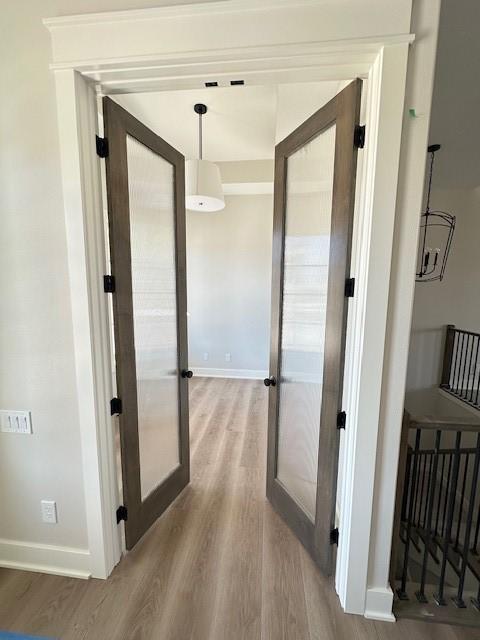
181 369 193 379
264 376 276 387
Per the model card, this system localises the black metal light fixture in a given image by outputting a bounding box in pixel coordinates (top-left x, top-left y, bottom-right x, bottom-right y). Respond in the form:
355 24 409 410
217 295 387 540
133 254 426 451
416 144 455 282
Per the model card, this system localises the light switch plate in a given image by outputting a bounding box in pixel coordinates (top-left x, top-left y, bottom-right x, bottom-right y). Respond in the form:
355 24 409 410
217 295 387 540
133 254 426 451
41 500 58 524
0 410 33 434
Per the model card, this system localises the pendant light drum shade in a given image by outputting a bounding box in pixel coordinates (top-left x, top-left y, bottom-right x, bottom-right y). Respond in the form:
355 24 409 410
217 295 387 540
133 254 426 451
185 158 225 212
185 102 225 212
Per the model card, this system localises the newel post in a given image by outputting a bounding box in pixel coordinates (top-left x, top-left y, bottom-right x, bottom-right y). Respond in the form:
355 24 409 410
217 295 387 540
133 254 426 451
440 324 456 388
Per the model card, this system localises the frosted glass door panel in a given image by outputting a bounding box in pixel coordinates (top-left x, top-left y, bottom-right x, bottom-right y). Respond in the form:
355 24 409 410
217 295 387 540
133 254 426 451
127 135 180 501
276 124 336 521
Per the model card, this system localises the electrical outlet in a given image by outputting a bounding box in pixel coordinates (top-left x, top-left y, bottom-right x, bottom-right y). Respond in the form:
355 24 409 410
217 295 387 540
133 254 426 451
41 500 57 524
225 352 231 363
203 352 209 361
0 410 32 434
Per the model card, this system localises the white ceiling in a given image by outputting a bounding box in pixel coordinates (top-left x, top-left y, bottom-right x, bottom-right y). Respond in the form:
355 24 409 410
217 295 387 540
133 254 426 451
115 85 276 161
113 80 344 162
429 0 480 190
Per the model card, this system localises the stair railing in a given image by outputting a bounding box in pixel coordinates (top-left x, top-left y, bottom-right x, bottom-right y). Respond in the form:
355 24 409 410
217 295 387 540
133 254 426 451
392 411 480 612
441 325 480 410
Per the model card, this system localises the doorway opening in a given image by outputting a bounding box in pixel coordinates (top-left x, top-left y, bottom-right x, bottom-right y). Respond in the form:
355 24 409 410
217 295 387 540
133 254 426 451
100 77 362 587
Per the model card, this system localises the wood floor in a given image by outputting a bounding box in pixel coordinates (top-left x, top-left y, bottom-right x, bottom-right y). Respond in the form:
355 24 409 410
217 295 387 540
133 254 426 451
0 378 477 639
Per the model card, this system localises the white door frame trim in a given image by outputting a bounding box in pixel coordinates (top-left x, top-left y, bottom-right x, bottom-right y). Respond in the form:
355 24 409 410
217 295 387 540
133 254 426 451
46 2 414 618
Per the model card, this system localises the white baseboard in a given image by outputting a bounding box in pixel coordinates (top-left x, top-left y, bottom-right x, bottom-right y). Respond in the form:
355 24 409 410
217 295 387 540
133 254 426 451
0 537 91 579
364 587 395 622
192 367 268 380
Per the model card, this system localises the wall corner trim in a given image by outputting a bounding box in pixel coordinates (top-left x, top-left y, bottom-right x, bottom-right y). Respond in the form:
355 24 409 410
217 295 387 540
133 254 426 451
364 587 395 622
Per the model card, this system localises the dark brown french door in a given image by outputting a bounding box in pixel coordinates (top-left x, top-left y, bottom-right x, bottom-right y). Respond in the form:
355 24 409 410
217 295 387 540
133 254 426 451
103 97 190 550
265 79 362 574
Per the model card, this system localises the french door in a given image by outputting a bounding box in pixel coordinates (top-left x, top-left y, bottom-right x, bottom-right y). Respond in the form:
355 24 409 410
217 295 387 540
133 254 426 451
265 79 362 574
103 98 190 550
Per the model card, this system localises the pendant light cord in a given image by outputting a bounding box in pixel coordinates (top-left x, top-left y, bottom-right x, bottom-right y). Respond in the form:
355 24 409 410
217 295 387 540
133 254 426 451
425 148 435 214
199 111 203 160
194 103 207 161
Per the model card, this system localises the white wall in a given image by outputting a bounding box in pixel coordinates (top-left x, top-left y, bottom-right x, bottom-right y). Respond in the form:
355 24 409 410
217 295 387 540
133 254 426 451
0 0 223 578
187 192 273 376
406 0 480 393
0 2 89 566
407 186 480 391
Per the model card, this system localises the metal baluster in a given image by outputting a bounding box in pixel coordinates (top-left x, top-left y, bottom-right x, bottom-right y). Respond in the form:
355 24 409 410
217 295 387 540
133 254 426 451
397 428 422 600
461 334 471 399
422 453 434 529
465 334 475 400
475 337 480 407
454 433 480 607
453 333 464 395
434 431 462 606
416 430 442 603
412 452 422 526
417 453 428 526
471 502 480 556
454 453 470 551
459 334 466 396
469 335 479 404
435 453 446 537
442 453 453 539
450 332 460 393
401 448 413 522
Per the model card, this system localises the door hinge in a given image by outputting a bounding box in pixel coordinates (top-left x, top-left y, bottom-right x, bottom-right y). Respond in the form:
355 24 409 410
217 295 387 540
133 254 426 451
337 411 346 430
345 277 355 298
103 274 116 293
354 124 366 149
330 527 339 545
96 135 109 158
116 505 128 523
110 397 122 416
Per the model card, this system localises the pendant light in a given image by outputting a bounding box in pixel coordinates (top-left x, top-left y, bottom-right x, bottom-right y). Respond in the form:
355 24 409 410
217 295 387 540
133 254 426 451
415 144 456 282
185 103 225 212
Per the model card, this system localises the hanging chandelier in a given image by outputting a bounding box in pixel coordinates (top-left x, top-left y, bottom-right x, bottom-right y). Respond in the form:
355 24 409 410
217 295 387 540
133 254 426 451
185 103 225 212
416 144 455 282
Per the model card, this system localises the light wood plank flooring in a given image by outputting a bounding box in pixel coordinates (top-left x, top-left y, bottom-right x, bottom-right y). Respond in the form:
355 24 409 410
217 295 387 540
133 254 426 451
0 378 477 639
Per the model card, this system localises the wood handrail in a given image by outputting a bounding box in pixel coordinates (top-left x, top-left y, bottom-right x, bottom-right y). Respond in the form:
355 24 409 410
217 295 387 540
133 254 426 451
408 415 480 432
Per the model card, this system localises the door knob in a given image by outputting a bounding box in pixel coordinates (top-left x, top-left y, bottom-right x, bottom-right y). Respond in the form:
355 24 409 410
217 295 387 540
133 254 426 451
181 369 193 379
264 376 276 387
